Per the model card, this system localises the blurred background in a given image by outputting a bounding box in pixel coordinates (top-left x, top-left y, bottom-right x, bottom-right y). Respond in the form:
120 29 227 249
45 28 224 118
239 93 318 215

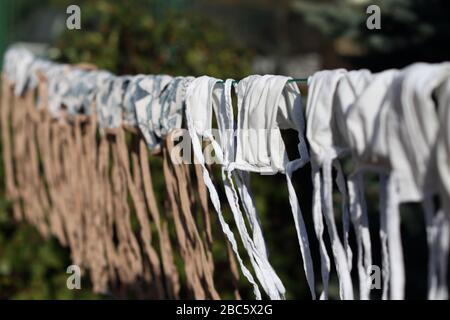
0 0 449 299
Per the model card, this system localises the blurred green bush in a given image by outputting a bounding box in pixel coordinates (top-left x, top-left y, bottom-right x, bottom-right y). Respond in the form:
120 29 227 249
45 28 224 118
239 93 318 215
52 0 253 78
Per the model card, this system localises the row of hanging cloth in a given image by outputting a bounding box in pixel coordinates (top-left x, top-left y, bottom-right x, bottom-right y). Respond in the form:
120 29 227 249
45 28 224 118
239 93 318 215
2 46 450 300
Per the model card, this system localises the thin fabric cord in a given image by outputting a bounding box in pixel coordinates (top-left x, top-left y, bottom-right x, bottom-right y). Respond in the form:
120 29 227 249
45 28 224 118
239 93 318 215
1 76 21 221
138 138 180 299
96 76 176 297
162 131 219 299
1 77 19 221
24 88 50 236
36 75 66 245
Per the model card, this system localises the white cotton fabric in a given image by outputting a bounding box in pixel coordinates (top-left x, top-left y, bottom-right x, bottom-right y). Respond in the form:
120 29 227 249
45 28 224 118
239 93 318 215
232 75 316 299
435 77 450 300
344 69 398 171
306 69 354 300
211 79 286 300
334 70 374 300
345 69 403 299
134 75 172 149
27 58 55 93
123 74 193 139
436 79 450 212
79 71 108 116
47 66 78 118
3 46 35 96
59 69 87 115
386 63 450 300
122 75 145 127
96 75 127 129
387 63 450 201
186 76 291 300
158 76 194 138
185 76 263 300
61 70 98 116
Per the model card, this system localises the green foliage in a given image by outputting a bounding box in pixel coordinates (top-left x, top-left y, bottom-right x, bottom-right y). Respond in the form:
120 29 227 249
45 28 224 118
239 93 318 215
51 0 253 78
293 0 450 69
0 203 99 299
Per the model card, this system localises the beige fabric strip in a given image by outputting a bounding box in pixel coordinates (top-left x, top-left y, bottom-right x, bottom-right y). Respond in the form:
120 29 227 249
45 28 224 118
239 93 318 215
1 76 21 220
139 138 180 299
164 132 219 299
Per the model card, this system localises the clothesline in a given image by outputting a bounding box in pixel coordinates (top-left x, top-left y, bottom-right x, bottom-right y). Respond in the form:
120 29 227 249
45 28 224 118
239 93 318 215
221 77 309 84
289 77 309 83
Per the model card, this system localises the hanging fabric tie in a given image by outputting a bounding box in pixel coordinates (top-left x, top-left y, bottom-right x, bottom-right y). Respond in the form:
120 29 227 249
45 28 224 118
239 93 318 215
344 69 400 299
386 63 450 300
306 69 354 300
434 77 450 300
334 69 374 300
209 78 286 300
231 75 315 299
184 76 263 299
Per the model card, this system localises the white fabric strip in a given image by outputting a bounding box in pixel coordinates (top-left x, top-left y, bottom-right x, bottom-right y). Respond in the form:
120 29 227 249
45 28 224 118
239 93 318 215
379 174 390 300
185 76 262 299
386 63 450 299
306 70 354 300
233 171 269 263
231 75 316 299
434 77 450 300
334 161 352 271
333 70 374 299
311 162 330 299
211 79 285 299
344 69 400 298
224 80 274 267
385 173 404 300
340 169 373 299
